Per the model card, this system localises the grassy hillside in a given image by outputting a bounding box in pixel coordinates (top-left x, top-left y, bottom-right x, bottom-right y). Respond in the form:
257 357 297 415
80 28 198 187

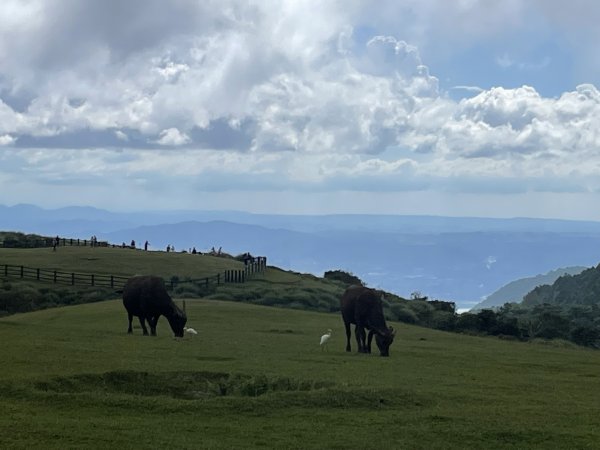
0 245 246 279
6 245 599 350
0 246 351 317
1 300 600 449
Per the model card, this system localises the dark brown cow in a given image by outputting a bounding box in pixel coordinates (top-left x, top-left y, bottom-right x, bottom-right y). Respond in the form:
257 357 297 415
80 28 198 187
340 285 396 357
123 275 187 337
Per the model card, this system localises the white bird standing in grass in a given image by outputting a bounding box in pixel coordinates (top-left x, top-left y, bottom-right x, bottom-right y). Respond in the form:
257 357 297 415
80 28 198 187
320 329 332 351
184 327 198 335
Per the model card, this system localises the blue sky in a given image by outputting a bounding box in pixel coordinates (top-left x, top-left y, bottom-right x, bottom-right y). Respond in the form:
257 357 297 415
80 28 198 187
2 0 600 220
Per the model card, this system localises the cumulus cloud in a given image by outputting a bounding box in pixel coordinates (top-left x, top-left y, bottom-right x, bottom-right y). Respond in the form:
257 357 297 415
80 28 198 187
155 128 190 146
0 134 15 146
114 130 128 141
1 0 600 205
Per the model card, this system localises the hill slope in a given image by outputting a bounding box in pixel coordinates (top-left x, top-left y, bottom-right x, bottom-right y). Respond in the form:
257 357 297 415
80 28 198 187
0 245 350 316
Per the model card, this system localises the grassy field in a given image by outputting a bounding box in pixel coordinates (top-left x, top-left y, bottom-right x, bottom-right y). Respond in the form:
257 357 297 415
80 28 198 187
2 299 600 449
0 246 347 315
0 246 246 279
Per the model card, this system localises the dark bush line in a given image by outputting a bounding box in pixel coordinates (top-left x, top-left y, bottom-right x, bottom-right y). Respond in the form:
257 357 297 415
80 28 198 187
387 301 600 349
323 270 364 286
0 280 116 317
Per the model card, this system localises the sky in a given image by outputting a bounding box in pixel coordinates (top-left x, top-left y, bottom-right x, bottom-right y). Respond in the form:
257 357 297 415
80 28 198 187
2 0 600 219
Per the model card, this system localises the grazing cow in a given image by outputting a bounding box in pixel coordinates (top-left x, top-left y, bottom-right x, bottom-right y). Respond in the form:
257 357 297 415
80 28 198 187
123 275 187 337
340 285 396 357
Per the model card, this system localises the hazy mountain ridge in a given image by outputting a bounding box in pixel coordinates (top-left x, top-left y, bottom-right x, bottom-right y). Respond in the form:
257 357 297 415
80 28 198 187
469 266 588 311
5 203 600 235
3 203 600 309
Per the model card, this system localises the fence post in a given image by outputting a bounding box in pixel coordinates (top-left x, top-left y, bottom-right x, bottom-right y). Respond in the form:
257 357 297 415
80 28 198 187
36 268 40 280
205 277 209 287
71 273 75 285
91 274 94 286
54 271 57 283
110 275 114 288
20 266 23 278
4 265 7 276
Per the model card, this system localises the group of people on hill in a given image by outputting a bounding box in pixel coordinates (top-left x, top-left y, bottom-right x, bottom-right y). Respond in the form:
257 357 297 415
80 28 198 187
54 233 226 257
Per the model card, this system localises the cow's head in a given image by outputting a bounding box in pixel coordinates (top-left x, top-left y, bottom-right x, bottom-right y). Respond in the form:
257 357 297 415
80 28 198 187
374 326 396 357
167 308 187 338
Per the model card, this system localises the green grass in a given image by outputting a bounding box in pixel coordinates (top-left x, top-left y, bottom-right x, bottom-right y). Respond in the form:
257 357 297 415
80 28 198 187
0 247 348 315
2 300 600 449
0 246 245 279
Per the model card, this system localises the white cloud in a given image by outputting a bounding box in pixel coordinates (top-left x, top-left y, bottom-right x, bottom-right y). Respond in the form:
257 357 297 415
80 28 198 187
155 128 190 146
114 130 128 141
2 0 600 216
0 134 15 145
496 53 551 71
496 54 515 69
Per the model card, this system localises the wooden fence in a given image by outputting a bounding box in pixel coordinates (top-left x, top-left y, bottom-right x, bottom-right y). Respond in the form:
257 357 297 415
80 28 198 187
0 237 110 248
1 264 129 289
0 256 268 292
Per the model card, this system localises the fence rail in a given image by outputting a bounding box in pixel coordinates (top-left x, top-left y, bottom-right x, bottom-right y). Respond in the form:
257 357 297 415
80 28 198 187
1 256 268 292
2 264 130 289
0 237 110 248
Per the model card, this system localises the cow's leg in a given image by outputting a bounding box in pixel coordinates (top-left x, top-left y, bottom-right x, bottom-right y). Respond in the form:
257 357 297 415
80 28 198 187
138 316 149 335
367 330 374 354
355 325 367 353
148 315 158 336
360 327 368 353
127 312 133 334
344 321 352 352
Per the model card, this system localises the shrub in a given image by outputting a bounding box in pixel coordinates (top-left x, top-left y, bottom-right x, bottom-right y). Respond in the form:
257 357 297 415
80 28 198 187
430 311 456 331
390 303 418 324
323 270 364 287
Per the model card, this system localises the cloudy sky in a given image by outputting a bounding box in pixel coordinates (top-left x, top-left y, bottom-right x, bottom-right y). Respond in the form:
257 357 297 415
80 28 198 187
2 0 600 219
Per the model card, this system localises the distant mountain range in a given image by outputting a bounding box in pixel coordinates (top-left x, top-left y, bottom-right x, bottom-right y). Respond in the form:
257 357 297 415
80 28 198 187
2 203 600 310
469 266 587 311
